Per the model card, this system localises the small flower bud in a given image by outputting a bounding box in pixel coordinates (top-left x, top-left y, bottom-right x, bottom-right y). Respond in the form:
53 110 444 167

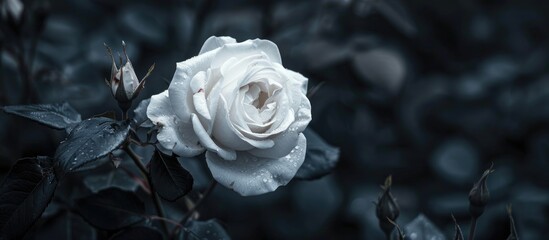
468 164 494 218
104 41 154 113
375 175 400 237
1 0 23 22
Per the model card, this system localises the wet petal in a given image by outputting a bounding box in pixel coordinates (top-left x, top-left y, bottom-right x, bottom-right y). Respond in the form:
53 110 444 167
199 36 237 54
212 39 282 69
169 49 218 123
147 90 204 157
206 133 307 196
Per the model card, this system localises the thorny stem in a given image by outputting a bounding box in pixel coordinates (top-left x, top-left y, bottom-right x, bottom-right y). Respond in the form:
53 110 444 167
123 110 129 121
468 217 477 240
124 144 169 234
0 42 6 104
170 180 217 238
180 180 218 225
150 216 184 229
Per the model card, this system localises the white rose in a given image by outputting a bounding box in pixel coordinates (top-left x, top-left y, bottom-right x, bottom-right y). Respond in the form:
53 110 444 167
146 36 311 196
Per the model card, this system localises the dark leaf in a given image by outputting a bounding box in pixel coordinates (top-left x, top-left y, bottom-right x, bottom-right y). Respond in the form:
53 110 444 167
0 157 58 239
76 188 145 230
110 226 163 240
150 150 193 201
180 219 230 240
295 128 340 180
32 210 96 240
83 168 140 193
404 214 445 240
132 98 153 128
55 117 131 174
94 111 117 120
2 102 81 130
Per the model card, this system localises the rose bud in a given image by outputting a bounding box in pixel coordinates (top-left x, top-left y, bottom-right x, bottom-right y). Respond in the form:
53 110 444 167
375 175 400 238
105 41 154 113
468 164 494 218
1 0 23 22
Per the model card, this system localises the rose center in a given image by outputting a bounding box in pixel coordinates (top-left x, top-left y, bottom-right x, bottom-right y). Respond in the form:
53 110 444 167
252 91 269 109
244 83 273 110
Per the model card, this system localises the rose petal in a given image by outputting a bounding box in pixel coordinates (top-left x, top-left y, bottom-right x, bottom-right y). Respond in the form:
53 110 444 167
206 133 307 196
191 113 237 160
248 94 311 158
279 65 308 95
213 96 275 150
199 36 237 54
193 91 211 120
169 49 219 123
121 62 140 99
212 39 282 69
147 90 204 157
248 126 299 159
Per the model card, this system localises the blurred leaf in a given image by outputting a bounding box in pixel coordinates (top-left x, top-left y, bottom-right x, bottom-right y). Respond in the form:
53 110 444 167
404 214 446 240
54 118 131 174
83 168 139 194
110 226 163 240
180 219 230 240
0 157 58 239
75 188 144 231
2 102 81 130
295 128 340 180
150 150 193 201
32 210 96 240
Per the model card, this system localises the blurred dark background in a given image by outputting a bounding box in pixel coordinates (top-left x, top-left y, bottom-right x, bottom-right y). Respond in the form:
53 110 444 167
2 0 549 239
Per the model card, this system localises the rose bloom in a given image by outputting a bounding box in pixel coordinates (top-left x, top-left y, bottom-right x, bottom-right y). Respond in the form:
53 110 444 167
147 36 311 196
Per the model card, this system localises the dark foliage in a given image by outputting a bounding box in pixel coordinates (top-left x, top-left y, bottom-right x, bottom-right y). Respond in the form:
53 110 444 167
2 102 81 130
295 128 340 180
110 226 163 240
0 157 57 239
181 219 230 240
149 150 194 202
54 118 130 174
75 188 145 231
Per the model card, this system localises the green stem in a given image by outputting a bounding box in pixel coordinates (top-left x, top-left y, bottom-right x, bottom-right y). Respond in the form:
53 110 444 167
468 217 477 240
180 180 217 225
124 145 169 233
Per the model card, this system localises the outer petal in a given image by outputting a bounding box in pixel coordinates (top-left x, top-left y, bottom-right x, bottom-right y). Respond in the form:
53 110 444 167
206 133 307 196
278 65 308 95
199 36 237 54
211 39 282 69
169 49 219 123
147 90 204 157
121 62 140 99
